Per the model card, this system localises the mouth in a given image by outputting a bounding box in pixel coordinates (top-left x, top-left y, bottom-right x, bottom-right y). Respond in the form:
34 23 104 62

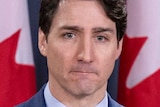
70 64 98 77
70 70 96 76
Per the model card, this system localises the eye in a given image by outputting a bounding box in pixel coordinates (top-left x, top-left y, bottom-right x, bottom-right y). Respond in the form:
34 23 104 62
96 35 107 42
63 33 76 39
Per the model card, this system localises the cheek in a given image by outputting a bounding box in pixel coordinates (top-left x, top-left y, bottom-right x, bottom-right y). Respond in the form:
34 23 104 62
46 44 65 74
97 49 117 80
99 57 115 79
46 43 75 76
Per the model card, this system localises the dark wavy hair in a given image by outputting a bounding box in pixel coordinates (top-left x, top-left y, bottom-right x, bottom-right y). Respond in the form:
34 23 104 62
39 0 127 41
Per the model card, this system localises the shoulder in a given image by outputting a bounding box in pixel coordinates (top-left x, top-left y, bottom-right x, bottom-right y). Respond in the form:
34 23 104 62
108 94 124 107
15 85 46 107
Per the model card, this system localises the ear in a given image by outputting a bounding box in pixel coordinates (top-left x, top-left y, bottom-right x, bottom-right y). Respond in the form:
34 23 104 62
38 28 47 57
115 38 123 60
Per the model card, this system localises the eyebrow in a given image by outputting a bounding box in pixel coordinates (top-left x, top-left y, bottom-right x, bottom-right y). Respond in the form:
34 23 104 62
92 27 114 34
58 25 114 34
59 25 84 33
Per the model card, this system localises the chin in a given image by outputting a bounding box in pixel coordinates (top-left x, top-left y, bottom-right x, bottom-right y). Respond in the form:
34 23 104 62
69 82 97 97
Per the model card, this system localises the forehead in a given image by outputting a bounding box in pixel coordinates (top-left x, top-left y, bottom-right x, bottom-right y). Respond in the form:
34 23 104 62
50 0 115 31
57 0 105 16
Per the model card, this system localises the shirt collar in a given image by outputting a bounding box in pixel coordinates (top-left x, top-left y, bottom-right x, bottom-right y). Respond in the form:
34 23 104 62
44 83 66 107
44 82 108 107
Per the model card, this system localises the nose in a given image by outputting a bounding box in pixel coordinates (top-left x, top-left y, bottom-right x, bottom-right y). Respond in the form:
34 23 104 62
77 37 94 63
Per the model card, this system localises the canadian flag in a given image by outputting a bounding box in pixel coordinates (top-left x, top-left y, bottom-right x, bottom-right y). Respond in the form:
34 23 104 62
118 0 160 107
0 0 36 107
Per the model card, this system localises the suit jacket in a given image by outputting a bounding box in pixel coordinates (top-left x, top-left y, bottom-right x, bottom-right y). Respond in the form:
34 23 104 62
15 85 123 107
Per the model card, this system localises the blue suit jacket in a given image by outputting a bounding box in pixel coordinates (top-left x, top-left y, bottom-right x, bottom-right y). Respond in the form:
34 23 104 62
16 85 123 107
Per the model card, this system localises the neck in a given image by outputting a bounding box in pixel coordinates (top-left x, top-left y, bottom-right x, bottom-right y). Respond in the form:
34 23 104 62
48 80 107 107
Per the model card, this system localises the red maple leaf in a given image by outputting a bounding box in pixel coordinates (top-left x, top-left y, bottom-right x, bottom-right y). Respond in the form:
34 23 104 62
0 29 36 107
118 35 160 107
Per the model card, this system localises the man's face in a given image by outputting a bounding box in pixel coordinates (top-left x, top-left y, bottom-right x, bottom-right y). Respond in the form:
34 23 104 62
39 0 122 96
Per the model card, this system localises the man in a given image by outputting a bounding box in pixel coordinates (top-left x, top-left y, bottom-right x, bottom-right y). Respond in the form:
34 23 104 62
16 0 127 107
